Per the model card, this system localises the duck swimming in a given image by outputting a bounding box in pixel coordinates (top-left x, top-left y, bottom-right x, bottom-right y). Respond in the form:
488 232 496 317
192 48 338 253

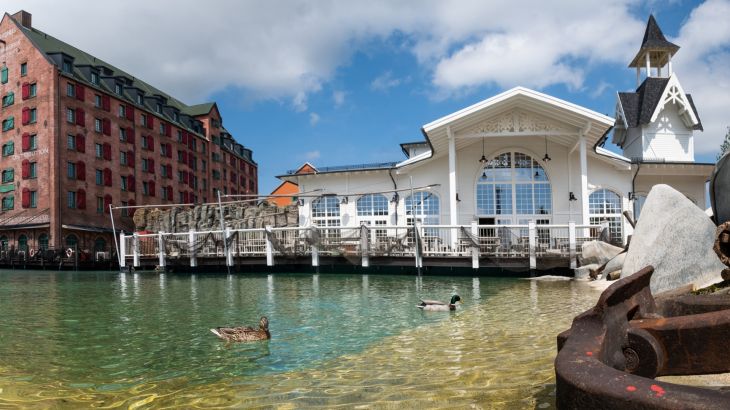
417 295 461 311
210 316 271 342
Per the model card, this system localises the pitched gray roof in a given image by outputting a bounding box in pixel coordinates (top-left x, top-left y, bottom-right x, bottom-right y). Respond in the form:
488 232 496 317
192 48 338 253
640 15 680 52
618 77 702 131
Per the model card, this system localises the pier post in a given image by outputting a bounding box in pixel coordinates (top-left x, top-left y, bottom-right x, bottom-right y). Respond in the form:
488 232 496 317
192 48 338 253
311 227 319 268
157 232 166 268
361 225 369 268
471 221 479 270
119 231 126 268
528 220 537 270
265 225 274 267
569 221 576 269
188 229 197 267
132 233 140 267
225 227 234 267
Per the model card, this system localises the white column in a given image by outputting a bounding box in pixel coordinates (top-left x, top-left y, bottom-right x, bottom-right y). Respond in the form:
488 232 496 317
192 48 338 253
447 126 458 248
225 227 233 267
579 136 589 226
132 233 140 267
668 53 673 76
636 66 641 87
471 220 479 270
360 225 369 268
645 52 651 77
188 229 197 267
528 220 537 270
265 225 274 267
119 232 126 268
568 221 576 269
157 232 166 268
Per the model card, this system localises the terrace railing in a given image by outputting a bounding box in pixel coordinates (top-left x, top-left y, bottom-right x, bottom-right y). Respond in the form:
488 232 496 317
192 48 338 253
120 222 606 270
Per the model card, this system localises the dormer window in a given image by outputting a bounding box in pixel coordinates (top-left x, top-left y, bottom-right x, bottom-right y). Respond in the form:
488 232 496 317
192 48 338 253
115 83 122 95
62 60 73 73
173 112 179 122
90 72 99 85
136 94 143 105
156 103 161 113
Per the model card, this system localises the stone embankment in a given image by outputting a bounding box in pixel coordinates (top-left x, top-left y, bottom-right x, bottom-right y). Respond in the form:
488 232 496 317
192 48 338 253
584 184 725 294
132 202 299 232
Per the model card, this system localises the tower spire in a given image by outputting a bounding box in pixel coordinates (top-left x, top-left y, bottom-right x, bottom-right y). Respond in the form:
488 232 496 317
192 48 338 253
629 15 680 85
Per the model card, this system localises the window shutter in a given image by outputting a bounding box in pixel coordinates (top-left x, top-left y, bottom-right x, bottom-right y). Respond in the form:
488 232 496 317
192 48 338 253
128 199 136 217
77 189 86 209
102 95 111 111
166 164 172 177
21 83 29 99
126 106 134 121
128 175 135 192
76 134 85 153
182 132 188 145
188 137 194 150
21 133 30 151
102 118 111 136
165 124 171 137
167 186 173 200
168 144 173 158
126 127 134 143
0 67 8 84
21 188 30 208
76 108 85 126
76 84 85 101
147 116 154 129
127 151 135 168
103 143 111 161
182 171 189 184
103 168 112 186
181 152 188 165
104 194 112 213
76 161 85 181
149 159 155 173
21 107 29 125
188 152 194 166
149 181 156 196
21 160 29 179
148 136 154 152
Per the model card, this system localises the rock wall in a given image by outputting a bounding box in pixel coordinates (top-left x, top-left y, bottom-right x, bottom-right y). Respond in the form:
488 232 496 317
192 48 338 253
132 202 299 233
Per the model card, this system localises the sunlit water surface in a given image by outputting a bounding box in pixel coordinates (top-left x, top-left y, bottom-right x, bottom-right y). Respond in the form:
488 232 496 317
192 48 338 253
0 270 600 408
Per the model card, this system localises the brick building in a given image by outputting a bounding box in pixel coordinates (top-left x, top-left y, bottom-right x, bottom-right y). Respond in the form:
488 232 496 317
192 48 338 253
0 10 257 257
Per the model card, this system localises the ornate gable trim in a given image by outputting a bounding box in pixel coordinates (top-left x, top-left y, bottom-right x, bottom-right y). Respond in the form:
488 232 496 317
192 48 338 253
461 109 576 136
649 74 699 128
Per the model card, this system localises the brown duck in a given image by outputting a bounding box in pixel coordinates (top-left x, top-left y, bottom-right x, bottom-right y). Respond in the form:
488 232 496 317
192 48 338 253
210 316 271 342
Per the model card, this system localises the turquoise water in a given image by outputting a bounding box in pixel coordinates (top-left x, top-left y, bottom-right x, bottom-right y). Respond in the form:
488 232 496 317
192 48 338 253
0 270 600 408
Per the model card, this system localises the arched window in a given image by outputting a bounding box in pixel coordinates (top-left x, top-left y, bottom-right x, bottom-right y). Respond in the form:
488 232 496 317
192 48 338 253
94 237 106 252
589 189 623 245
38 234 49 251
311 196 340 238
18 235 28 252
65 234 79 249
357 194 389 240
405 192 439 224
476 151 551 224
0 236 7 251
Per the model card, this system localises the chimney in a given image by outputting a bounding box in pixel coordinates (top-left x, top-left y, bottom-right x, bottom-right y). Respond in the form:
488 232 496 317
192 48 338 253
11 10 32 29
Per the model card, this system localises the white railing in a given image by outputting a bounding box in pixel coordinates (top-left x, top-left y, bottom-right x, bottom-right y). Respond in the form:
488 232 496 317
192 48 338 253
119 222 606 270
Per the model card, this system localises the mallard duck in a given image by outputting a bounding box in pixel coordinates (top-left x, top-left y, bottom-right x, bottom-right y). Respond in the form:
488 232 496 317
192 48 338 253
417 295 461 311
210 316 271 342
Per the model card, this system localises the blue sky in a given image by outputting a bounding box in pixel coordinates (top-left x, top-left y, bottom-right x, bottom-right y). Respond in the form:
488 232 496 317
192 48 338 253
7 0 730 194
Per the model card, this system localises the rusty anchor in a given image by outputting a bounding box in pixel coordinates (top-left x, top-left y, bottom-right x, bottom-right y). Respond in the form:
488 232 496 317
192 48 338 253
555 265 730 409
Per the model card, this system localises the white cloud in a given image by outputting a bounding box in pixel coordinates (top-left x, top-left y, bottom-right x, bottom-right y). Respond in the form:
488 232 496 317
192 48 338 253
332 90 346 107
309 112 321 126
303 150 320 160
3 0 640 104
671 0 730 155
371 71 404 91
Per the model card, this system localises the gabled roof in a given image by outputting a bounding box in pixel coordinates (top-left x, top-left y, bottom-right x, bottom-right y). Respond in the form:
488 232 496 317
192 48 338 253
187 102 216 117
617 76 702 130
629 15 680 68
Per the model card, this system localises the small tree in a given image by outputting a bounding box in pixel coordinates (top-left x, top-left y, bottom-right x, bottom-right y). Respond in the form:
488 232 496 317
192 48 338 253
719 126 730 160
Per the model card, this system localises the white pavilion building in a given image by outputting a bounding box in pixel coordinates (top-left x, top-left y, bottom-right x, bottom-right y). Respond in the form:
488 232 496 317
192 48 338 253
277 15 713 258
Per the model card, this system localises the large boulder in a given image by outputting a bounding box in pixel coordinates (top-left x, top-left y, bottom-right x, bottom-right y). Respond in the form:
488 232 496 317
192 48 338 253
579 240 624 266
621 184 724 294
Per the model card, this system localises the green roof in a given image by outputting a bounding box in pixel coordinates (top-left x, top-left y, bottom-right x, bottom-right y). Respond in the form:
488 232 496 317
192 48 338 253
17 19 214 119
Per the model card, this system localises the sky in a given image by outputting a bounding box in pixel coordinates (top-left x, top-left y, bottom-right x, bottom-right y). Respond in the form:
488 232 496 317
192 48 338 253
5 0 730 194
